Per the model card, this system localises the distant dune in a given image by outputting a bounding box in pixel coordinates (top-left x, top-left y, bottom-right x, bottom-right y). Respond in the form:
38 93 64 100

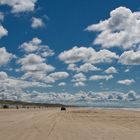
0 108 140 140
0 100 69 108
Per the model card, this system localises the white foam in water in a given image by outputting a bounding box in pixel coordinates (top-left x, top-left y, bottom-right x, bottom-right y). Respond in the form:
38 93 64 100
120 108 140 111
92 107 140 111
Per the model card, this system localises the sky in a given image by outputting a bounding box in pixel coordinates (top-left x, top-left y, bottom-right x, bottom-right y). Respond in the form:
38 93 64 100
0 0 140 105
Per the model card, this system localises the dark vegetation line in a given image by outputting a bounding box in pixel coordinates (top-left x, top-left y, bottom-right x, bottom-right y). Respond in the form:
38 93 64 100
0 100 76 109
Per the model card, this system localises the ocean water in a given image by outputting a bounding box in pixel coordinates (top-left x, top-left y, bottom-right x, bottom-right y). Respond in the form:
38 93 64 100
80 101 140 110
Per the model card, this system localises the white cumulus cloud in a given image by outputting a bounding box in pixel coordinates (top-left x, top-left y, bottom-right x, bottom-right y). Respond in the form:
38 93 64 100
72 73 86 87
59 46 118 64
20 37 54 57
68 63 101 73
18 53 44 65
0 47 14 66
117 79 135 85
90 75 113 81
18 54 55 81
86 7 140 50
0 26 8 39
20 37 41 53
58 82 66 86
119 50 140 65
45 72 69 84
0 71 8 80
0 0 37 13
18 38 56 82
31 17 44 28
0 89 139 104
104 66 117 74
0 12 4 21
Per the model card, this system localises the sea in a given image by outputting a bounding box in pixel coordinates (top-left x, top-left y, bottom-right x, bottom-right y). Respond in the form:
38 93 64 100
77 101 140 111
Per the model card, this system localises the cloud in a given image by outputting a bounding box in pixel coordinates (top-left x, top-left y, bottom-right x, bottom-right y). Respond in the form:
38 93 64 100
0 73 51 101
73 82 85 87
20 37 41 53
0 12 8 39
0 0 37 13
86 7 140 50
31 17 44 28
18 53 44 65
0 47 14 66
67 63 101 73
59 46 91 64
59 46 118 64
0 26 8 39
0 72 138 104
124 68 130 72
58 82 66 86
18 54 55 81
0 71 8 80
18 51 55 82
72 73 87 82
45 72 69 83
90 75 113 81
18 37 57 82
20 37 54 57
21 71 46 81
0 72 48 90
0 88 139 104
104 66 117 74
21 63 55 81
17 38 56 82
47 72 69 80
72 73 86 87
117 79 135 85
0 12 4 21
21 63 55 73
3 77 47 89
119 50 140 65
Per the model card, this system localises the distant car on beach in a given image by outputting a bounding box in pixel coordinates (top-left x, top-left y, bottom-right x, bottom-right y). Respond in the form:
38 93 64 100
3 104 9 109
61 106 66 111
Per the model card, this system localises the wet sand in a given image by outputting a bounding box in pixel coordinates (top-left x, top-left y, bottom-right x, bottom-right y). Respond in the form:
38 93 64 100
0 108 140 140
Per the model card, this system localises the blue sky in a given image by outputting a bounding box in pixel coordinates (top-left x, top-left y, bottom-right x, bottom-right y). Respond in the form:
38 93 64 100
0 0 140 105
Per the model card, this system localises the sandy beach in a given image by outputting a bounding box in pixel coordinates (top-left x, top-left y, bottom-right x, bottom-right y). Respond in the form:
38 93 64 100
0 108 140 140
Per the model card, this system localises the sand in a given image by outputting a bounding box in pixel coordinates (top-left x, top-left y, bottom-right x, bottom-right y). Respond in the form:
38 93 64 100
0 108 140 140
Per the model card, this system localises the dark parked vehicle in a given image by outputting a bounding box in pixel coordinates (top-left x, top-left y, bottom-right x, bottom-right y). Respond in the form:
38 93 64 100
3 104 9 109
61 106 66 111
